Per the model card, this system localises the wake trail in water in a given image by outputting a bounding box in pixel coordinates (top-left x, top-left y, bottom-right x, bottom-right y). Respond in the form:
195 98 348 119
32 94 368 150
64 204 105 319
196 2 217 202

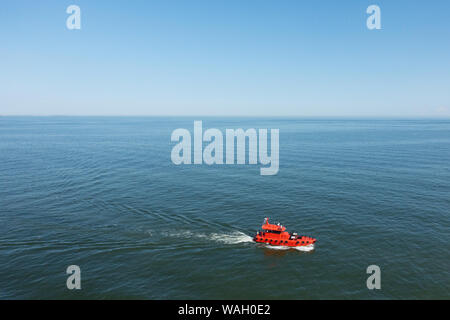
158 230 254 245
265 244 315 252
209 231 254 244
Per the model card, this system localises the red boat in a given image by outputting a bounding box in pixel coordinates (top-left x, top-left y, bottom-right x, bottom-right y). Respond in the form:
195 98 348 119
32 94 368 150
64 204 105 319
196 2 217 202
253 218 316 247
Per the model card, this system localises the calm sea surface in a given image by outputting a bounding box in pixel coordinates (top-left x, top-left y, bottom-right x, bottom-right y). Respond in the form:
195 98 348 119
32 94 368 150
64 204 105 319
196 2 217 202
0 117 449 299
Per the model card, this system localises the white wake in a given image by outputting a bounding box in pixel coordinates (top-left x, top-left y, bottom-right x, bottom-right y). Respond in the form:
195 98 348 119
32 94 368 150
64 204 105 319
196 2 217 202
159 230 253 245
264 244 315 252
209 231 254 244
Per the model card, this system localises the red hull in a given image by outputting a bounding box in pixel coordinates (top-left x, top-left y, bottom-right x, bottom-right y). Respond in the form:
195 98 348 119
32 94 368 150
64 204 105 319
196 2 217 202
253 218 316 247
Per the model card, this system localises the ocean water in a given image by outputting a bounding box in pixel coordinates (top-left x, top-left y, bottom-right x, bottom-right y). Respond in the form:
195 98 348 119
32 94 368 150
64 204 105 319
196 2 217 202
0 117 449 299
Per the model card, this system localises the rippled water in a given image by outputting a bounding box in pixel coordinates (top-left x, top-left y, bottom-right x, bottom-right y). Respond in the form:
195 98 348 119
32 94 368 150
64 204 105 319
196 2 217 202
0 117 449 299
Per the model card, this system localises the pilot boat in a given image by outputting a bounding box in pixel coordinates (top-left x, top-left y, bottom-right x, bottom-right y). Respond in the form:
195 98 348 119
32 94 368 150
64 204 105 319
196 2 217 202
253 218 316 247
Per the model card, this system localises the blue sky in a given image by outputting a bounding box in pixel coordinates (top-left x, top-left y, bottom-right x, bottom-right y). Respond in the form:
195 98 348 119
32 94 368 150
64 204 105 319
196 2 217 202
1 0 449 117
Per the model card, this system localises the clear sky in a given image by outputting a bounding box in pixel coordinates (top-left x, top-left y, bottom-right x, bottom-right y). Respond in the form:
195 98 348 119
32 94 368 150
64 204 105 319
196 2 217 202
1 0 449 117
